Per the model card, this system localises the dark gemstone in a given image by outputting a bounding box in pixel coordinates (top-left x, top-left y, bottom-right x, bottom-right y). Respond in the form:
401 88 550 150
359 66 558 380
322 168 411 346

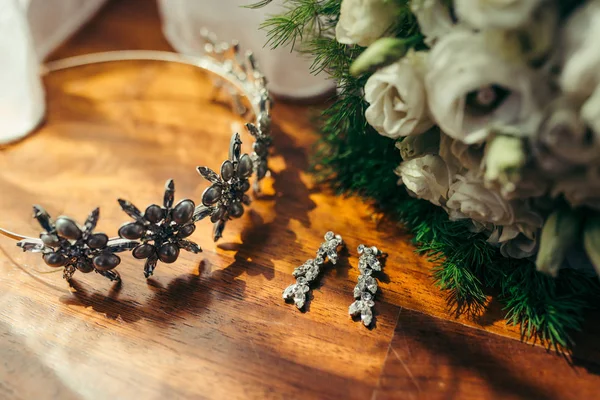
93 253 121 271
202 185 222 206
221 160 234 181
158 243 179 263
132 243 155 259
164 179 175 209
98 269 120 282
77 260 94 273
87 233 108 249
144 205 164 223
240 180 250 193
229 132 242 161
210 206 226 223
144 255 158 278
229 202 244 218
43 252 66 267
118 222 145 239
193 205 213 221
257 163 268 179
55 217 82 240
213 220 226 242
41 233 60 247
177 224 196 238
237 154 253 178
253 142 268 157
172 200 195 224
33 206 54 233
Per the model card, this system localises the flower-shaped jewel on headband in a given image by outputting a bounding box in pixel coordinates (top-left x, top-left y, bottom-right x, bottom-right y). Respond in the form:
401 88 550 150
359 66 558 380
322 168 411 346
246 122 272 192
118 179 201 278
349 245 384 327
195 132 253 241
17 206 136 281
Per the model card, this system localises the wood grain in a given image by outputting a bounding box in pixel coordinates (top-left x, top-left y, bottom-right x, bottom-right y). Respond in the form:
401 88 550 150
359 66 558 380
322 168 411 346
376 309 600 400
0 0 598 399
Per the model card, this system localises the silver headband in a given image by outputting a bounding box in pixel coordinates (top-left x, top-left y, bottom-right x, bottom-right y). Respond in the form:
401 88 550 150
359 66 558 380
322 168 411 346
0 32 272 282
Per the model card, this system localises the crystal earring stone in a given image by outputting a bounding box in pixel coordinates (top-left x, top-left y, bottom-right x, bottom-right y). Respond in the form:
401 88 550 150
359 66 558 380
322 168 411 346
283 232 344 310
349 244 384 327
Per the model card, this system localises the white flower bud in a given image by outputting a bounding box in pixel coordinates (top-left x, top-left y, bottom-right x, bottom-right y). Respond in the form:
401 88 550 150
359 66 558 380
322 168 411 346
365 50 434 138
335 0 400 47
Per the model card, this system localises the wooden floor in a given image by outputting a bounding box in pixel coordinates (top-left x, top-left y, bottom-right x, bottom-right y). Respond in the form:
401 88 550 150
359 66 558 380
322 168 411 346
0 1 599 399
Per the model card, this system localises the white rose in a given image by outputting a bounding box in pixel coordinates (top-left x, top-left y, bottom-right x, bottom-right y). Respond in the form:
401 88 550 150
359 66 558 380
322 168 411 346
410 0 456 46
396 128 440 161
425 30 547 144
335 0 400 47
531 97 600 176
446 172 544 225
454 0 543 30
365 50 434 139
446 173 514 225
559 0 600 134
500 233 538 259
487 224 540 259
396 154 451 206
448 174 543 258
438 133 484 174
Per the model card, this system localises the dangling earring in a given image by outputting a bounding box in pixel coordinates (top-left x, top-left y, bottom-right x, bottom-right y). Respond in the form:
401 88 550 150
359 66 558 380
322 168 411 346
282 231 344 310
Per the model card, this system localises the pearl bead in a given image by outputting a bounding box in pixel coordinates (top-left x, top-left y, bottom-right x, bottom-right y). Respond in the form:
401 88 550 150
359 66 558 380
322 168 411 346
43 252 66 267
172 200 195 224
87 233 108 249
221 160 234 181
93 253 121 271
133 244 154 259
144 205 164 223
56 217 82 240
158 243 179 263
118 222 145 240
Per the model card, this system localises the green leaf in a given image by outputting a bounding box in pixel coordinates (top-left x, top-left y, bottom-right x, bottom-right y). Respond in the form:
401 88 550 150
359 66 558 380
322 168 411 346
536 207 582 277
349 37 409 76
254 0 600 351
243 0 273 9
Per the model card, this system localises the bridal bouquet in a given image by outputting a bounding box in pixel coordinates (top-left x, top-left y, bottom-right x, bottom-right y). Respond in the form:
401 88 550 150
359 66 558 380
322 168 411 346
254 0 600 348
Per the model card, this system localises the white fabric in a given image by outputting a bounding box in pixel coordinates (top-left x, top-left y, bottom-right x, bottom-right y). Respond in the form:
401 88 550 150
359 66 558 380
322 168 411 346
0 0 43 144
157 0 332 98
1 0 107 144
0 0 332 144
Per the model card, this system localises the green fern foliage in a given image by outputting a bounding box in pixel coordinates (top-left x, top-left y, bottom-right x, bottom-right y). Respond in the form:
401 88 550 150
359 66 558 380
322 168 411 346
251 0 600 350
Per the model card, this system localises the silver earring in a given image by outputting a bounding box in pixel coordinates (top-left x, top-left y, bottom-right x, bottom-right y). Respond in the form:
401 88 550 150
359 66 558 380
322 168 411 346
349 244 384 327
283 231 344 309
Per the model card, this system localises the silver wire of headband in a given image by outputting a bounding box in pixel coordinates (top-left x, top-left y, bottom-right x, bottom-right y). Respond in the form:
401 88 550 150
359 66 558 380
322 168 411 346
0 31 272 282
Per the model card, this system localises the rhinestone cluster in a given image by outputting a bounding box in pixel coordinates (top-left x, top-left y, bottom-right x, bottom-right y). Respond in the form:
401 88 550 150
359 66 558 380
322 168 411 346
283 231 344 309
349 244 383 327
